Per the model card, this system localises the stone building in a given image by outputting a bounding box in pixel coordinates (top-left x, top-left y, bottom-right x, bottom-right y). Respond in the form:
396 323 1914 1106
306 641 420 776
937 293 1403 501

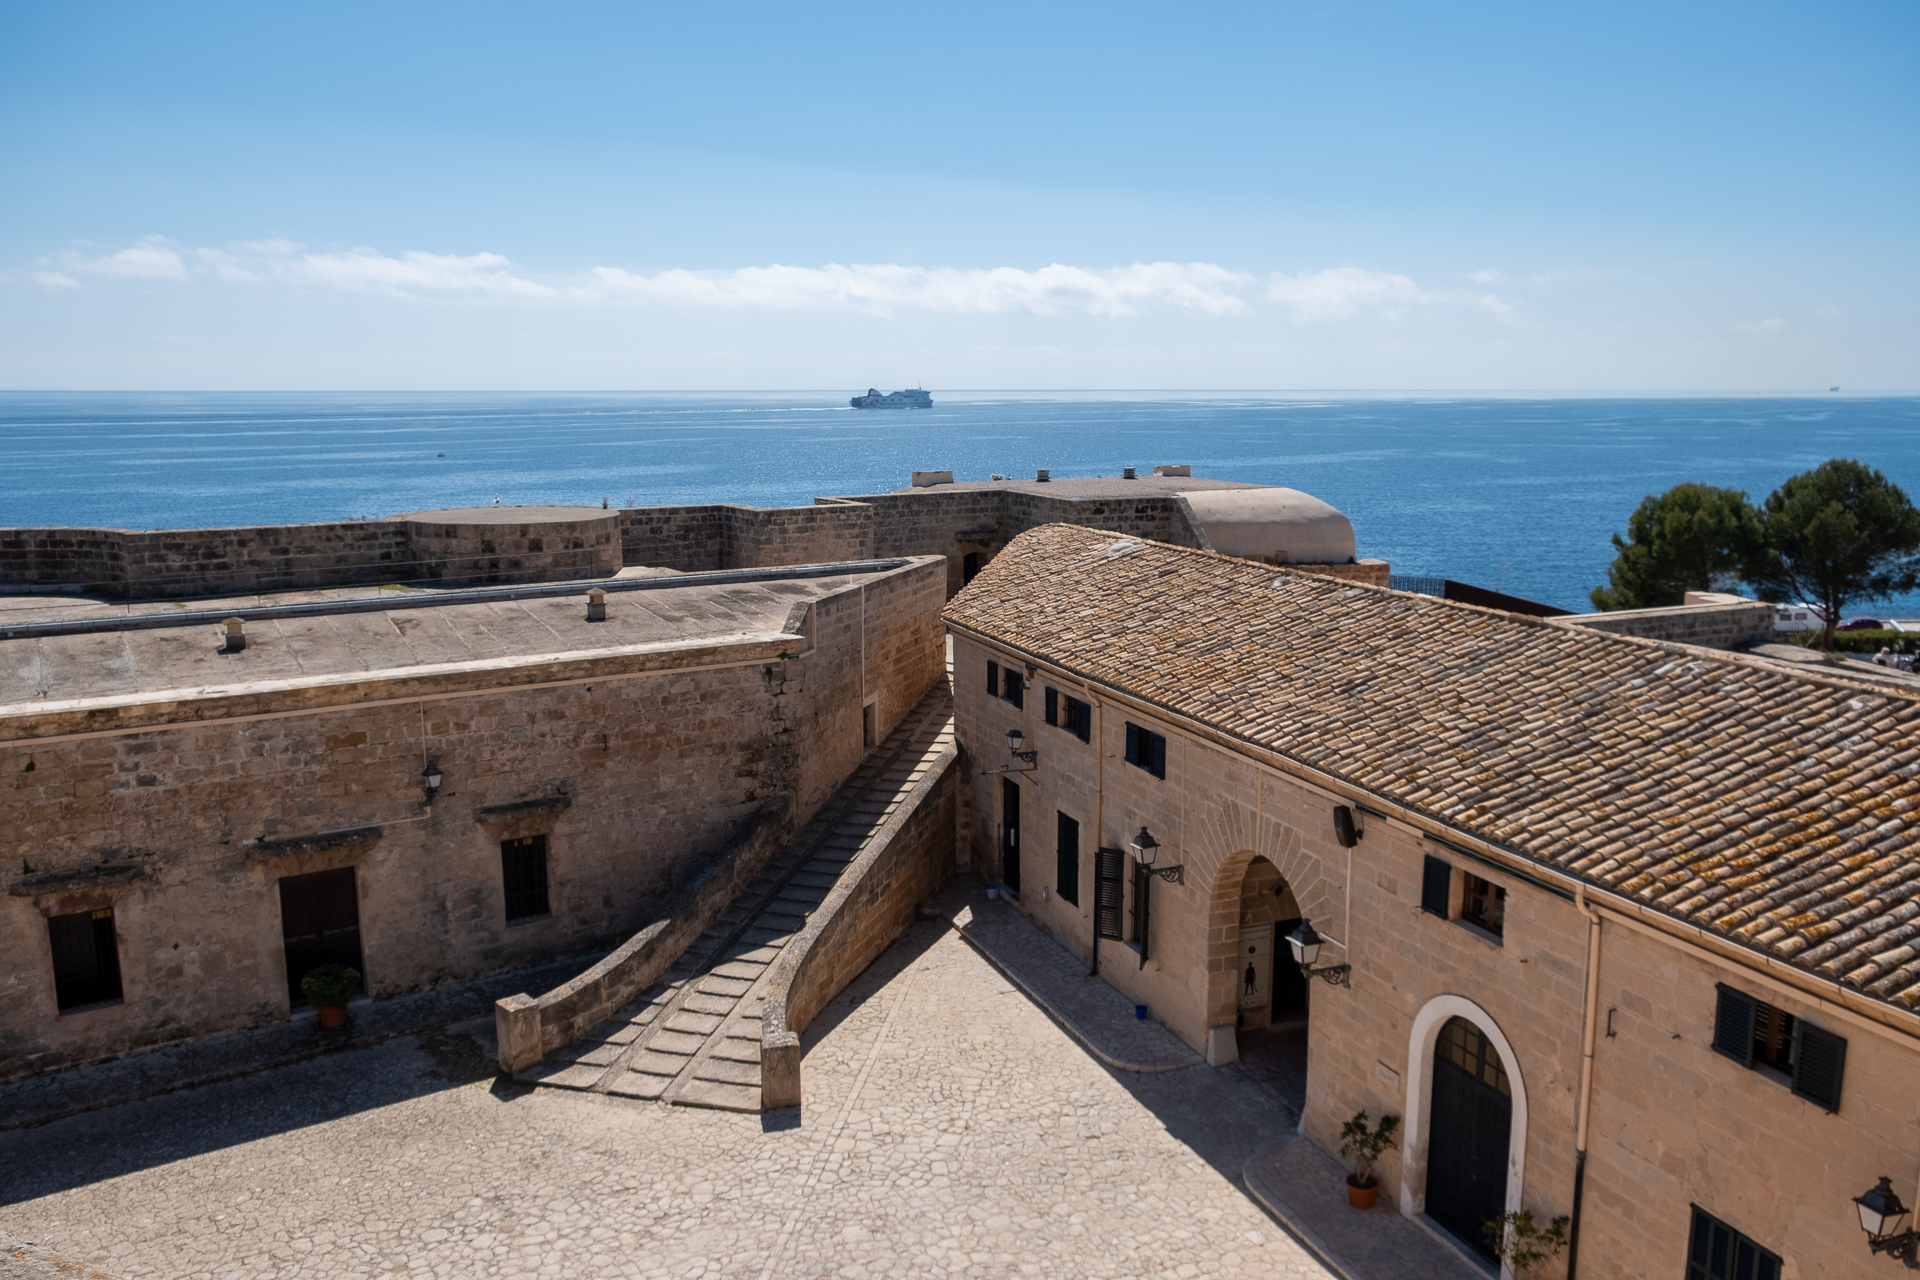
1 554 945 1080
945 522 1920 1279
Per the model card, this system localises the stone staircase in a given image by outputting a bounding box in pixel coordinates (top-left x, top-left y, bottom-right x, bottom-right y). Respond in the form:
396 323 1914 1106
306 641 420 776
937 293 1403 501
517 687 956 1112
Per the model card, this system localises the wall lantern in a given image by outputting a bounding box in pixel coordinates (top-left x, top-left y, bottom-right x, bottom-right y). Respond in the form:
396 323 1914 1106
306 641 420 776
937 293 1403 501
1854 1177 1919 1264
1285 918 1352 988
422 762 443 803
1128 826 1184 884
1006 729 1038 766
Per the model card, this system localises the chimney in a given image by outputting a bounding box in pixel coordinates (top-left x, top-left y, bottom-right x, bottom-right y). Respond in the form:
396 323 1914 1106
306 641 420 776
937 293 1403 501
1036 469 1050 482
222 617 246 653
1122 467 1136 480
586 588 607 622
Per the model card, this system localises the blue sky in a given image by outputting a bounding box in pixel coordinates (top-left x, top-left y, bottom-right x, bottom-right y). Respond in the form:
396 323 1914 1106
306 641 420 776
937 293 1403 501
2 1 1914 390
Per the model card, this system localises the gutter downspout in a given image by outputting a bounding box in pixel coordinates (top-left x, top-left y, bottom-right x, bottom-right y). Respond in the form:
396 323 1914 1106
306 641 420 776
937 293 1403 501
1087 682 1105 977
1568 883 1604 1278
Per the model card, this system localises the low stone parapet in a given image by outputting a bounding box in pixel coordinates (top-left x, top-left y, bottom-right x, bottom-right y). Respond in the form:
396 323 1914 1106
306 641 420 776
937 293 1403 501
760 743 959 1109
494 795 791 1075
1553 597 1775 650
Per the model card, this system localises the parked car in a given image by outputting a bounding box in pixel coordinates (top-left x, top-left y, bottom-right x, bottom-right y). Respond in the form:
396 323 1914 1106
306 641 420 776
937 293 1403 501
1840 618 1887 631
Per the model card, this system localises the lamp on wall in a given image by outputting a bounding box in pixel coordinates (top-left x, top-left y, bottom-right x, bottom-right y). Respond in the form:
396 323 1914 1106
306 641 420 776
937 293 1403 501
1853 1177 1919 1264
422 762 443 803
1127 826 1184 884
1284 918 1351 988
1006 729 1037 765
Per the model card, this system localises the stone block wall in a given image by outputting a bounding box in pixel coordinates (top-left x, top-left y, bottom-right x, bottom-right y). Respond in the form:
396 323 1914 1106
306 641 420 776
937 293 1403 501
618 505 733 573
1553 599 1775 650
406 512 620 586
0 557 947 1082
761 743 958 1108
0 529 128 589
724 503 874 569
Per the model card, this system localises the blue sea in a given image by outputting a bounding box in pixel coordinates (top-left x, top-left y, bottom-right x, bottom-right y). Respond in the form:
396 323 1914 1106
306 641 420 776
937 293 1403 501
3 391 1918 615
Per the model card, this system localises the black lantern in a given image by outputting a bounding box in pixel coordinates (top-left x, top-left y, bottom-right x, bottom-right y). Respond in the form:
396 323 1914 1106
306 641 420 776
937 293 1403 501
1854 1177 1919 1263
422 761 443 802
1128 827 1183 884
1285 918 1351 988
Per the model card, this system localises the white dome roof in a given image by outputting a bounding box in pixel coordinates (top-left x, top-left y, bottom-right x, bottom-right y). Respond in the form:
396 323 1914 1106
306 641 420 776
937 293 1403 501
1178 487 1356 565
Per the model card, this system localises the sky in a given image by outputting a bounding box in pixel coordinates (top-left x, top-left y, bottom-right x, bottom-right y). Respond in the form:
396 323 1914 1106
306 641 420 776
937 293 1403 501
1 1 1915 391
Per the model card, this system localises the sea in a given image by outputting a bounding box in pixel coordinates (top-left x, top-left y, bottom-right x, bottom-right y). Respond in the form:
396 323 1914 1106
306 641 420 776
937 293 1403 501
3 391 1918 615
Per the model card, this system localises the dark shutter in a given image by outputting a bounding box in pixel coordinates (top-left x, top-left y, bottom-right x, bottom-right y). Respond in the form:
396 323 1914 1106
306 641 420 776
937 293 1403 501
1095 848 1125 939
1044 687 1059 726
1006 669 1024 709
1069 698 1091 743
1790 1022 1847 1112
1147 731 1166 779
1420 855 1451 918
1712 985 1757 1067
1125 722 1141 764
1132 860 1151 961
987 660 999 695
1687 1205 1783 1280
1056 812 1080 905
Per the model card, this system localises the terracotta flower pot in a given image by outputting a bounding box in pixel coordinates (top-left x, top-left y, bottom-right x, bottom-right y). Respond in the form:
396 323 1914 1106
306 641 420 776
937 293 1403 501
316 1004 347 1028
1346 1176 1378 1210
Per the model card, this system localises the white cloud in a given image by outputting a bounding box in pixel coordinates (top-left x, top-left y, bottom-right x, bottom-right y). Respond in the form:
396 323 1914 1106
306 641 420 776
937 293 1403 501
59 235 189 281
32 271 80 289
582 261 1253 316
1737 317 1789 333
1264 267 1426 321
1814 303 1844 320
1466 268 1505 284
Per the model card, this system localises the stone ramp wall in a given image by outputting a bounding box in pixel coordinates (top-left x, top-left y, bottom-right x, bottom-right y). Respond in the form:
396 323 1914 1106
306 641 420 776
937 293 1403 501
760 743 959 1109
492 796 791 1075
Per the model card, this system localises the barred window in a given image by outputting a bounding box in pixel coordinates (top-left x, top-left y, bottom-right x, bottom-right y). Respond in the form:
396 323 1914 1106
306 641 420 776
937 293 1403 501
502 835 551 923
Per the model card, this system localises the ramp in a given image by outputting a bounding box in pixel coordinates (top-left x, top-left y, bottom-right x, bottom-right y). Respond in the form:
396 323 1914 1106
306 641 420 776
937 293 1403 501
517 686 955 1111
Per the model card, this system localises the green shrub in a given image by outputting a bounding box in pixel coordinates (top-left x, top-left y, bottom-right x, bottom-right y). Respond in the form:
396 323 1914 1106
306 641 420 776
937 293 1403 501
1338 1110 1400 1186
1788 628 1910 654
299 963 361 1009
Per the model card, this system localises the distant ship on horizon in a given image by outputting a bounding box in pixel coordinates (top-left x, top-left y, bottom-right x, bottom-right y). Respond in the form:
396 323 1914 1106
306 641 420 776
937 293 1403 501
850 387 933 409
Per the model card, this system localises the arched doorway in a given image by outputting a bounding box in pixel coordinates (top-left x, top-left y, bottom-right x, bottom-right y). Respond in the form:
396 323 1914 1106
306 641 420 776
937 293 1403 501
1230 856 1309 1111
1427 1016 1514 1262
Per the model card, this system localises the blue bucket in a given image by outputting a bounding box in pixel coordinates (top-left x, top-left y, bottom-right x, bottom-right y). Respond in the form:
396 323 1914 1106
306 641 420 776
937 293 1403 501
1134 1004 1149 1021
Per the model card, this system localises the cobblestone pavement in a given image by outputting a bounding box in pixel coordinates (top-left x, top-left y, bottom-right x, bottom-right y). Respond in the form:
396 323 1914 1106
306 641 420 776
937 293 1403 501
1241 1138 1482 1280
1 915 1331 1279
520 693 955 1113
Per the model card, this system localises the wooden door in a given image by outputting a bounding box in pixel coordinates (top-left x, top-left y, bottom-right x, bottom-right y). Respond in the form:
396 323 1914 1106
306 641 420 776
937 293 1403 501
1001 778 1021 894
1426 1016 1512 1260
279 867 365 1006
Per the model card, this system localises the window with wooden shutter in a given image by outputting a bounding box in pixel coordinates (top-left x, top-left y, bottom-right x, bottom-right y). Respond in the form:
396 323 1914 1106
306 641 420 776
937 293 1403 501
1686 1205 1782 1280
1131 859 1151 960
1095 848 1125 940
1002 667 1024 709
1056 812 1079 906
502 835 551 923
1790 1022 1847 1112
1044 687 1059 726
1065 696 1092 743
1420 855 1451 918
1124 722 1166 779
987 659 999 695
1712 985 1757 1067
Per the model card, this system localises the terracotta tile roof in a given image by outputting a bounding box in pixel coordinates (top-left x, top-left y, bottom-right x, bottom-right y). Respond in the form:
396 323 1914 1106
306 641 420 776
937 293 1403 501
943 524 1920 1014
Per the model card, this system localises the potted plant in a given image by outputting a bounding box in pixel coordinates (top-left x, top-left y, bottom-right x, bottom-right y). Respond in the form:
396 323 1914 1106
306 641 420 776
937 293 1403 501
299 963 361 1027
1338 1110 1400 1209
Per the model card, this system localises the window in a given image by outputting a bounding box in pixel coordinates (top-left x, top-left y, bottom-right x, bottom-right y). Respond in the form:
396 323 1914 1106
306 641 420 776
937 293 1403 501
1124 722 1166 779
1001 665 1025 709
1461 872 1505 938
987 659 999 697
1713 983 1847 1111
1686 1206 1781 1280
502 835 551 923
1064 696 1091 743
1094 846 1125 941
1420 855 1451 918
1044 689 1092 742
48 908 123 1011
1056 812 1080 905
862 701 877 749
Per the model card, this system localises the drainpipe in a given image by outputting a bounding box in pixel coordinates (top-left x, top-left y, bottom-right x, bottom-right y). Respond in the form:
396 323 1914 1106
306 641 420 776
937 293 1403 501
1086 681 1105 977
1568 883 1604 1277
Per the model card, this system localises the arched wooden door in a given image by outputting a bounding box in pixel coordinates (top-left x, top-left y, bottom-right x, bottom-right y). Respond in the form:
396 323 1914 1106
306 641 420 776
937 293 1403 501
1427 1016 1511 1261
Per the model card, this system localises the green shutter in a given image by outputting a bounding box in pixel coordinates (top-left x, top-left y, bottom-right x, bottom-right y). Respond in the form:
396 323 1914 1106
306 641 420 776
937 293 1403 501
1095 848 1125 940
1790 1022 1846 1112
1420 855 1451 918
1712 985 1757 1067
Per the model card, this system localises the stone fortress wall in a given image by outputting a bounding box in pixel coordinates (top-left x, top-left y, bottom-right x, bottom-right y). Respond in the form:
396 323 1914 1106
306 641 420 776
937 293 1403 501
0 557 947 1082
0 472 1389 603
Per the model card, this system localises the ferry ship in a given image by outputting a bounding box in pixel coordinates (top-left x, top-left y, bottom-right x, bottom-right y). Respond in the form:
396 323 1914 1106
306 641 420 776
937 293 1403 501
850 387 933 409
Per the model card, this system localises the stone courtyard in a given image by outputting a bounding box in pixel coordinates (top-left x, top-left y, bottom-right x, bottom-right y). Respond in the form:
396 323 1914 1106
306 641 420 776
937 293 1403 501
1 910 1333 1280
